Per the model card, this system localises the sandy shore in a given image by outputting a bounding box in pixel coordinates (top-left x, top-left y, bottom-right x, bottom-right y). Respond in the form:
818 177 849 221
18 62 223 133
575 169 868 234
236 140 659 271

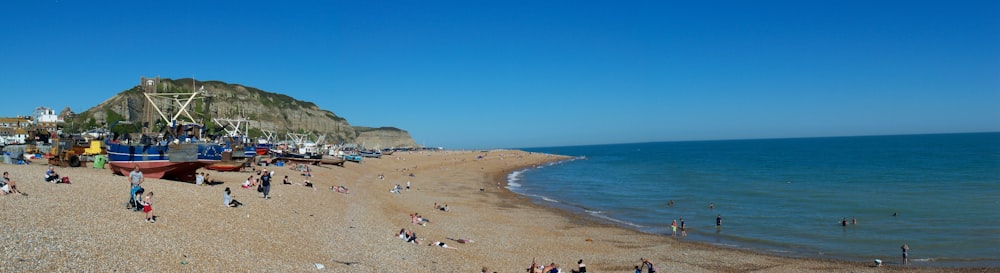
0 150 991 272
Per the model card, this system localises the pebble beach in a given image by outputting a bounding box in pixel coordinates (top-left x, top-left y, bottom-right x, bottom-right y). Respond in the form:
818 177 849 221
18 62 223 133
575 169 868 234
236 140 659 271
0 150 990 272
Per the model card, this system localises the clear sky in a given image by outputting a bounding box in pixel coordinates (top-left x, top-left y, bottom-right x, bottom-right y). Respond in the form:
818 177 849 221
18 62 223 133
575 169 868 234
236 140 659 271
1 1 998 149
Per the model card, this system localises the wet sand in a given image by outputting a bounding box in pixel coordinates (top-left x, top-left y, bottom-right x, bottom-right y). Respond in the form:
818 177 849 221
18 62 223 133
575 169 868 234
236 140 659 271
0 150 990 272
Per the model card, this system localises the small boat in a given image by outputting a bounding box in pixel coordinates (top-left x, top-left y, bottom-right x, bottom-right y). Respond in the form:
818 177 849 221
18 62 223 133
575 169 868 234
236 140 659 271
359 151 382 158
206 162 244 172
343 154 362 163
320 156 345 166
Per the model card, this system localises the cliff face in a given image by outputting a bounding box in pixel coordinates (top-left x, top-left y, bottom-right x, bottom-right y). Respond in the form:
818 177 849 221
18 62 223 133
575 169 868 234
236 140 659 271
75 78 417 148
354 127 419 149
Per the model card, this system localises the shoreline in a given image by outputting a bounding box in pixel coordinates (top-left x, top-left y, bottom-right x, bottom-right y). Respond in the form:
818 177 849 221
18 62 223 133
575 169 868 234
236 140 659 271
499 158 1000 269
0 150 991 272
485 152 993 272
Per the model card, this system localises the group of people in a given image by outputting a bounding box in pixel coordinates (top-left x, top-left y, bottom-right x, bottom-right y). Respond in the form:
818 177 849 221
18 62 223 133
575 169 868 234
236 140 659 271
194 172 213 186
527 259 588 273
635 258 657 273
396 228 420 244
433 202 450 212
240 168 273 199
670 218 687 237
125 166 155 223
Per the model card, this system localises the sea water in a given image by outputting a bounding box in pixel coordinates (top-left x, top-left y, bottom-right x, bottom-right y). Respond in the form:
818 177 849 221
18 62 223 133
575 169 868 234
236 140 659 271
516 132 1000 266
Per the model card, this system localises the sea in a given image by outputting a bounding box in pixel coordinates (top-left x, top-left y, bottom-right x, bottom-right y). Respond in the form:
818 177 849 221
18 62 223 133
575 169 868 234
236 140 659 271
514 132 1000 267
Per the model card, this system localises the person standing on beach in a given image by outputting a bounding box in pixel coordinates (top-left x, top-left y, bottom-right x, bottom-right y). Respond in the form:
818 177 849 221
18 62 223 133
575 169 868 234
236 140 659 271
901 243 909 265
670 220 677 236
679 218 687 237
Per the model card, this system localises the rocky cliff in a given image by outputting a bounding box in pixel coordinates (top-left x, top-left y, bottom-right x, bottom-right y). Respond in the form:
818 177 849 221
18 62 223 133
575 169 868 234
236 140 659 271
73 78 418 148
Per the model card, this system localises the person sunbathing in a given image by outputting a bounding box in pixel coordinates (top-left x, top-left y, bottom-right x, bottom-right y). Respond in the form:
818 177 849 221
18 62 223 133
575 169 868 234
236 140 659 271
447 237 474 244
429 241 458 250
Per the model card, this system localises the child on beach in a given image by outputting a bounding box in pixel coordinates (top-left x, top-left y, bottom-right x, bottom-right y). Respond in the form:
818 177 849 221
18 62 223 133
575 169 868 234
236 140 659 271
141 192 155 223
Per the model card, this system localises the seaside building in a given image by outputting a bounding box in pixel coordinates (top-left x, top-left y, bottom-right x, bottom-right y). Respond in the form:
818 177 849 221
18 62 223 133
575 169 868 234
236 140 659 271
0 116 32 144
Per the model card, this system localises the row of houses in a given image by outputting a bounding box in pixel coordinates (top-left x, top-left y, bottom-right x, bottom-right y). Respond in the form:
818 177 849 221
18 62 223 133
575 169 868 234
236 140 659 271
0 106 65 145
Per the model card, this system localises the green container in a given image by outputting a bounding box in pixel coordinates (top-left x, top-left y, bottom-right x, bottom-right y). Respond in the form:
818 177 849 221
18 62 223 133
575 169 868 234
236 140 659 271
93 154 106 169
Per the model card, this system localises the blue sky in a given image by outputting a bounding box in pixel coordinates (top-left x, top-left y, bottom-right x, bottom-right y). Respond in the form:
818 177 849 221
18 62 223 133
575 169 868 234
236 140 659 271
1 1 997 149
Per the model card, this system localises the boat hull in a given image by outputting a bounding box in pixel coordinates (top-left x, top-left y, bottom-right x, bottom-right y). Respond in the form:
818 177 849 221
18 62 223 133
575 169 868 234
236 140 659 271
109 161 214 181
206 163 244 172
106 141 223 182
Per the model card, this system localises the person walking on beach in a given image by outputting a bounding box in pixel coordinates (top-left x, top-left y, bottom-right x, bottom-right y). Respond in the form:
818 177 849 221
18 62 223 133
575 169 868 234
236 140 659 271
260 170 271 199
901 243 909 265
129 165 144 188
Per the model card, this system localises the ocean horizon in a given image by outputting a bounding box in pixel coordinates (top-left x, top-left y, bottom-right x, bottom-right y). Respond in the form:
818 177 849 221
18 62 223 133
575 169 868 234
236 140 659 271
516 132 1000 267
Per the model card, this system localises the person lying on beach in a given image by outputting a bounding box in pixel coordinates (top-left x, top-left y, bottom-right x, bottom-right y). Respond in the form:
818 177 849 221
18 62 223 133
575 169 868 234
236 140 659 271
330 185 349 193
435 203 450 212
428 241 458 250
303 179 313 188
446 237 474 244
528 259 543 273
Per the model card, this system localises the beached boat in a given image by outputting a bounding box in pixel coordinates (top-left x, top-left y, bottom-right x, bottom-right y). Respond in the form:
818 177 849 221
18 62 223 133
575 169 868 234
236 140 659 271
343 154 362 163
105 77 223 181
106 139 223 181
359 150 382 158
206 162 244 172
320 156 345 166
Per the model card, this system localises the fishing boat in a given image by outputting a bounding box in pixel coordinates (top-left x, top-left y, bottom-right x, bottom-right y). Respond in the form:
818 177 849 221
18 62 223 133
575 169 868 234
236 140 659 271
320 155 345 166
206 162 244 172
106 128 223 181
106 77 223 181
359 150 382 158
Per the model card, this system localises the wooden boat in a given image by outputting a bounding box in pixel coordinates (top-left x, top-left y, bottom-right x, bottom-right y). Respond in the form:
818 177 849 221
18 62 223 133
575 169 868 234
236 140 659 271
343 154 362 163
206 162 244 172
359 151 382 158
320 156 345 166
